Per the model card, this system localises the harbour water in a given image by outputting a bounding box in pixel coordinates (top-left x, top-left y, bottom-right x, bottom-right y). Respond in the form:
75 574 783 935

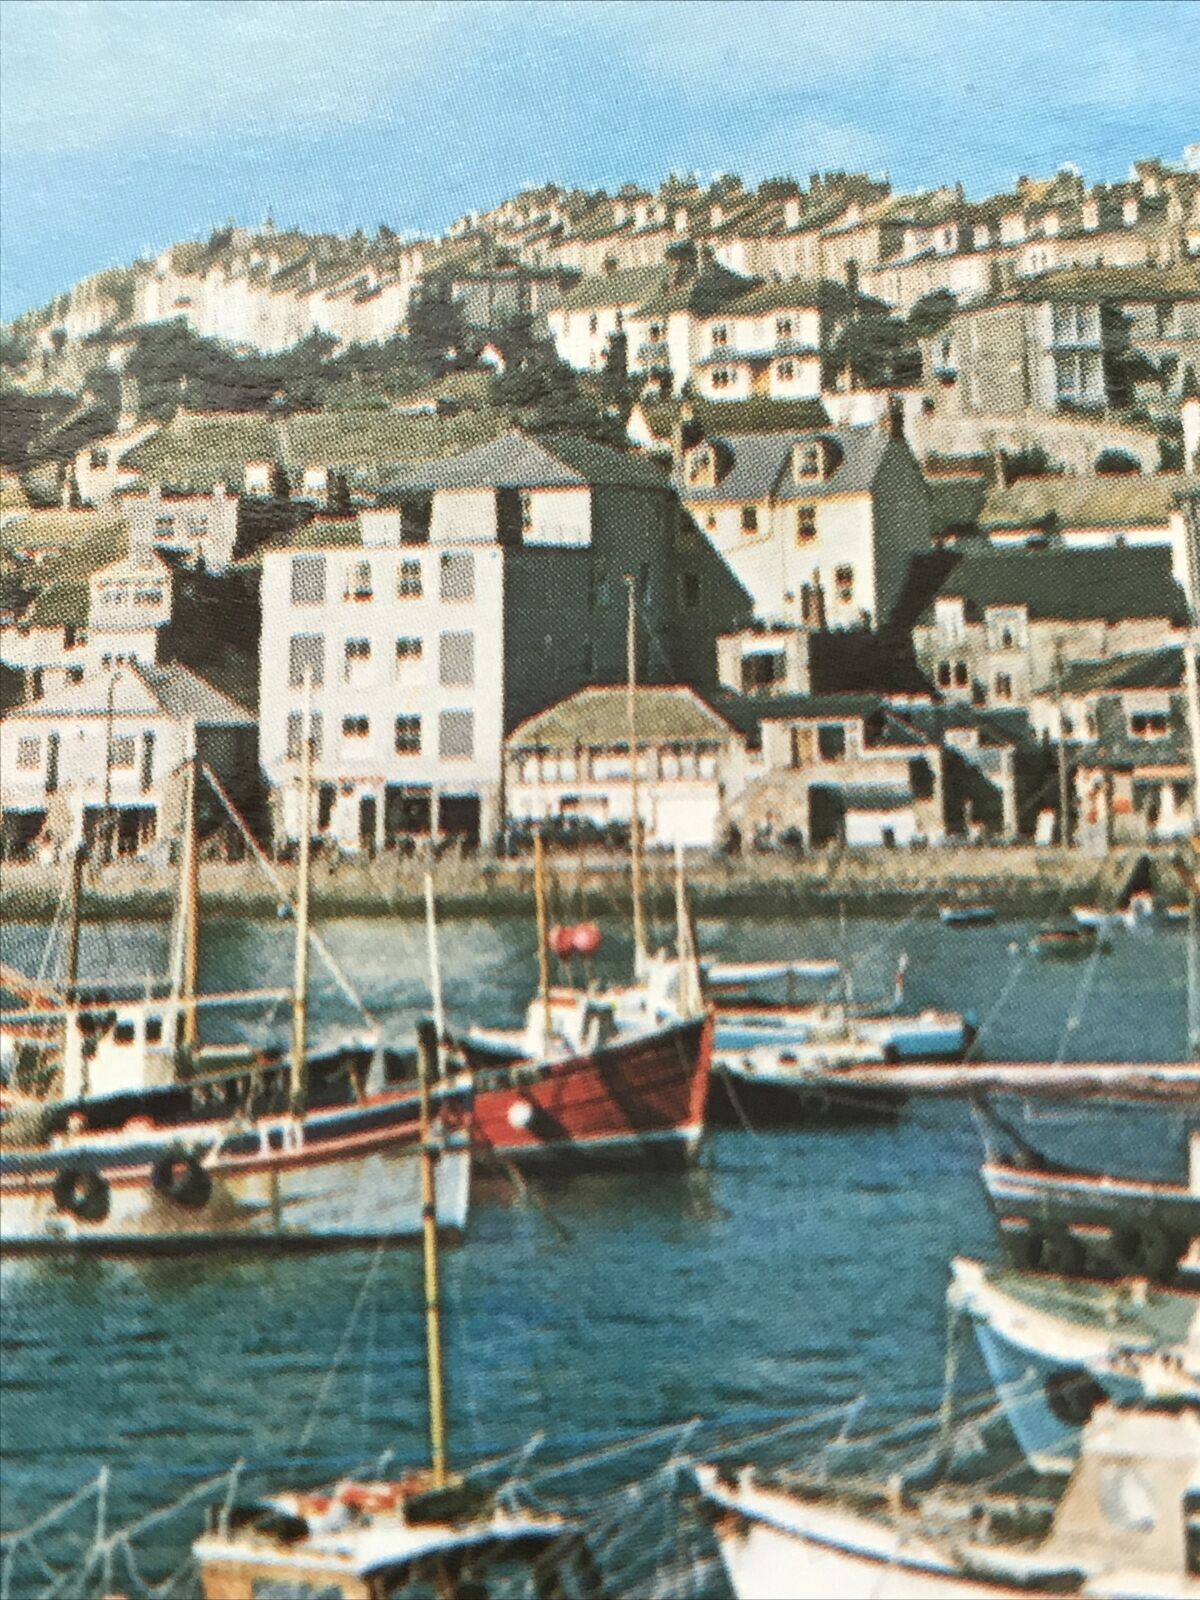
0 909 1191 1584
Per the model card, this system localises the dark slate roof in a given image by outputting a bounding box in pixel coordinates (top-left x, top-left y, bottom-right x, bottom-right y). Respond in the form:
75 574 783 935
637 263 756 317
509 686 737 749
838 785 914 810
723 280 823 315
916 547 1190 627
927 475 988 537
1059 645 1183 696
712 690 884 742
388 431 667 494
674 427 890 504
135 661 256 722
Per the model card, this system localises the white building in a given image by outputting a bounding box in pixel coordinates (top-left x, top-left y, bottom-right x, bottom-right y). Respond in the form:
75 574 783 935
0 661 255 858
122 484 239 572
504 686 739 849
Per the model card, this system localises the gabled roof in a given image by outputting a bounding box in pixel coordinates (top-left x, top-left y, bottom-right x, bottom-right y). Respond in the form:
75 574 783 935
723 280 824 315
1058 645 1183 696
508 685 737 749
917 547 1189 626
674 426 891 505
636 263 755 317
979 475 1185 533
5 661 253 724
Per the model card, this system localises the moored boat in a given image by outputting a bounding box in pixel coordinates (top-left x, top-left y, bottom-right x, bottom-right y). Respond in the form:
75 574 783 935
938 904 997 927
949 1254 1200 1474
697 1401 1200 1599
1030 922 1107 958
708 1035 906 1127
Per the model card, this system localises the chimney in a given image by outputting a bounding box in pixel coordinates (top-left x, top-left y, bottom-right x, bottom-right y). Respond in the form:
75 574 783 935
671 400 696 474
884 393 906 442
1182 365 1200 475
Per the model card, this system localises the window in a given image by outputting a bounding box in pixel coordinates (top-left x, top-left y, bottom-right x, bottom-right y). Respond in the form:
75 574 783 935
291 554 326 605
795 506 816 543
439 709 474 759
16 737 40 771
954 661 969 687
344 638 370 671
741 506 759 534
286 711 324 759
742 653 784 691
440 551 474 602
688 449 712 483
288 633 325 688
439 630 475 687
398 559 423 598
134 585 163 606
1130 711 1169 739
614 310 624 331
145 1018 163 1044
710 368 732 389
777 361 794 381
345 559 373 601
834 564 854 603
396 636 422 662
776 317 793 340
794 443 822 479
519 491 534 535
994 672 1013 701
679 572 701 611
711 324 728 347
110 736 136 769
342 715 370 739
937 662 952 687
817 724 846 762
588 313 598 334
395 715 421 754
155 515 175 538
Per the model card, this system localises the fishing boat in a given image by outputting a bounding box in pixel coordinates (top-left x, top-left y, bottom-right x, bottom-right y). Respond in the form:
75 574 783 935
697 1401 1200 1599
978 1102 1200 1282
707 1034 906 1127
194 1021 587 1600
1071 853 1163 931
0 698 473 1251
950 1255 1200 1474
938 904 997 927
712 1001 976 1063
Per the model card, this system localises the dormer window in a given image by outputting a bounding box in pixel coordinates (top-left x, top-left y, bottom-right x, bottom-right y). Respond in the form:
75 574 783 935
776 317 793 340
935 597 966 641
687 448 714 486
793 442 823 481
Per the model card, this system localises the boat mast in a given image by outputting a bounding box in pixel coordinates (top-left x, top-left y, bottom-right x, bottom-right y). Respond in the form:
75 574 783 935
1182 499 1200 1055
626 575 647 973
674 841 700 1016
63 842 84 1084
424 871 446 1072
180 747 200 1050
416 1019 449 1487
533 824 553 1055
290 672 314 1114
1053 641 1072 849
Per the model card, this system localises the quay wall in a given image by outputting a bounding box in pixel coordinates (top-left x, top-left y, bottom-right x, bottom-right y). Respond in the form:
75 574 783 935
0 845 1164 923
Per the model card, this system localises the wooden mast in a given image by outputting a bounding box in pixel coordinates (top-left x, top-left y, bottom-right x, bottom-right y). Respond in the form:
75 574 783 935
415 1019 449 1487
626 575 647 972
180 748 200 1049
533 824 552 1055
1053 642 1072 849
290 672 313 1113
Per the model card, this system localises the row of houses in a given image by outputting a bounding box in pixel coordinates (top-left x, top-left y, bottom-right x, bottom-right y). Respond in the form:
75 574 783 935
5 409 1200 858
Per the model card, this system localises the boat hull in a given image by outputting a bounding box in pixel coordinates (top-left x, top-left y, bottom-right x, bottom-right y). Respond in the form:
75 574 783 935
469 1015 711 1170
713 1008 973 1063
0 1100 471 1253
983 1160 1200 1282
707 1063 906 1128
700 1473 1028 1599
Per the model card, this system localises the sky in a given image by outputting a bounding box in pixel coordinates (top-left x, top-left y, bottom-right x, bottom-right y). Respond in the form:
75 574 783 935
1 0 1197 322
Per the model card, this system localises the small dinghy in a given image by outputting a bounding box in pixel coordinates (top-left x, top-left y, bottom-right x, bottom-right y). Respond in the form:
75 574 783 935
938 904 997 927
1030 922 1107 958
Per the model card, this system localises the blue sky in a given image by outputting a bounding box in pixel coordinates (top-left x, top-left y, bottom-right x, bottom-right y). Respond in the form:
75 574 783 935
1 0 1196 322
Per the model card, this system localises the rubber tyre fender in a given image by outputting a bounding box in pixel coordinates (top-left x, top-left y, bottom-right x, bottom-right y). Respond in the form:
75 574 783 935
151 1150 212 1210
52 1166 111 1224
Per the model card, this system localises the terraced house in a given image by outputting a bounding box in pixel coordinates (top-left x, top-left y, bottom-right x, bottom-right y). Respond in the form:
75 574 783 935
257 431 749 852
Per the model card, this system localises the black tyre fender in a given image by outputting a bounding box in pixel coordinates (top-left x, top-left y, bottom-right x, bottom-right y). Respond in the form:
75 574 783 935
1044 1366 1106 1429
51 1166 111 1224
151 1150 212 1210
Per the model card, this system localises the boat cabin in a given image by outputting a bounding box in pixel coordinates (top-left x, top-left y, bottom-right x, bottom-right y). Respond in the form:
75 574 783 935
60 990 179 1102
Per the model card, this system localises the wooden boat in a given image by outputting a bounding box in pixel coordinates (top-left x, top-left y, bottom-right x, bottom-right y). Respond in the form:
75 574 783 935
712 1003 976 1063
1029 922 1107 958
0 698 473 1252
708 1035 906 1127
938 904 997 927
195 1022 586 1600
949 1255 1200 1474
697 1401 1200 1599
978 1102 1200 1282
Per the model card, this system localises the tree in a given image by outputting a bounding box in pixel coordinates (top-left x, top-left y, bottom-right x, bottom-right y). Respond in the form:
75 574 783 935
1094 448 1141 475
406 282 469 378
270 461 291 500
1002 445 1057 484
906 291 957 340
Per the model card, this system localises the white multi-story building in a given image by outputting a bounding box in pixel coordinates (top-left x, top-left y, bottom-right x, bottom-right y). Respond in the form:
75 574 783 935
258 430 752 851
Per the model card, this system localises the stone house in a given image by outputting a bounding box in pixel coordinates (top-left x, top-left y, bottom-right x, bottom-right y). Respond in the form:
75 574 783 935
911 546 1190 711
122 483 239 571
